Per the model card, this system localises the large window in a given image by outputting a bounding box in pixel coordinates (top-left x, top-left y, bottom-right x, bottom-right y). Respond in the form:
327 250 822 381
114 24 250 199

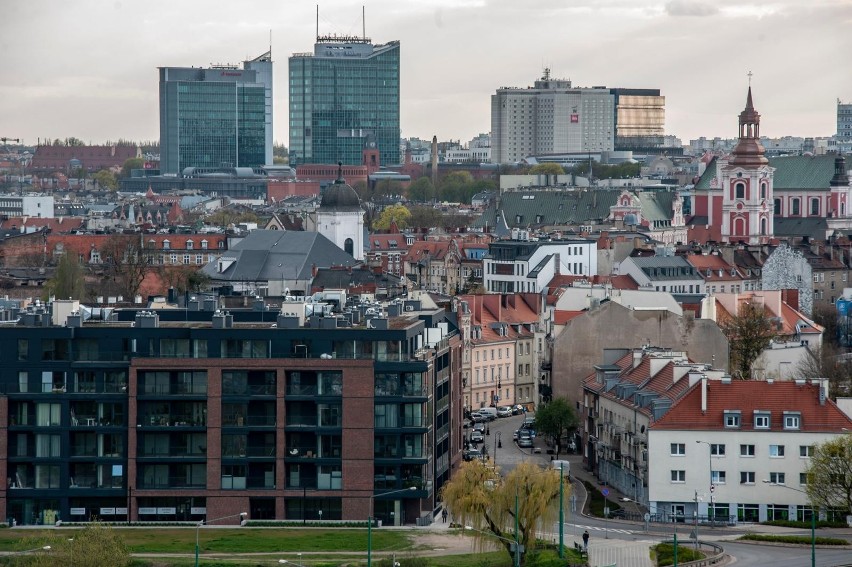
670 443 685 456
671 470 685 483
36 403 61 427
221 339 269 358
738 503 759 522
710 444 726 456
769 445 785 458
35 434 60 458
740 444 755 457
35 465 60 489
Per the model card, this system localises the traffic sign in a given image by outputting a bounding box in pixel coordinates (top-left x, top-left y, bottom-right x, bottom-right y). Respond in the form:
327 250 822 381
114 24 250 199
602 488 610 497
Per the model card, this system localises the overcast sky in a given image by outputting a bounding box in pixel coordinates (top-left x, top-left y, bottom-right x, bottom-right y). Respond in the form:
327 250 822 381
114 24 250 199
2 0 851 148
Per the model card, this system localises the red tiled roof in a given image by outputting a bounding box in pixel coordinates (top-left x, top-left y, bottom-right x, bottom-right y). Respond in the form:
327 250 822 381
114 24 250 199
652 380 852 432
1 217 85 233
554 310 583 325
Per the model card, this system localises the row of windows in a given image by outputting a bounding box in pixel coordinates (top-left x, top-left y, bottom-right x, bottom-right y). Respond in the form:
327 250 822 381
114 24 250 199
475 347 512 362
672 443 811 457
723 410 801 429
671 470 811 486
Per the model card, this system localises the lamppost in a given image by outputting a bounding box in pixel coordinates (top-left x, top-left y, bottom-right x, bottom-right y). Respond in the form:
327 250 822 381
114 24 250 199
195 512 247 567
367 486 416 567
763 480 815 567
696 441 714 524
494 431 502 465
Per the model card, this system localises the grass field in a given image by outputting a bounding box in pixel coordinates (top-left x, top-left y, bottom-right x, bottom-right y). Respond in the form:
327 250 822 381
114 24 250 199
0 527 412 554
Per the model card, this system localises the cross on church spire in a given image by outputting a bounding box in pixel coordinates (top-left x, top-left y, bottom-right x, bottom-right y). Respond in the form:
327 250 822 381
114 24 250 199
747 70 753 86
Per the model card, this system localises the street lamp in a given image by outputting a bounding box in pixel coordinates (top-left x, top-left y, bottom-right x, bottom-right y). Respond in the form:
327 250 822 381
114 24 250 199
195 512 247 567
763 480 815 567
494 431 502 464
696 441 714 524
367 486 416 567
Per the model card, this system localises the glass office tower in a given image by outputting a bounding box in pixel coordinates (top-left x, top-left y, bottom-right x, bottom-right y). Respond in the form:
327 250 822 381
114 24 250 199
289 37 400 166
159 52 272 175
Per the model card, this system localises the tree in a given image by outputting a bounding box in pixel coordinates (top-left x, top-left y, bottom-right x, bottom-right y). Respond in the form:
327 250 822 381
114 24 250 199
408 206 442 230
100 234 151 300
120 157 144 179
373 179 403 200
10 522 130 567
160 265 210 296
528 163 565 175
92 169 118 191
442 460 563 567
407 177 434 203
438 171 474 203
44 252 86 301
373 204 411 231
796 343 852 398
805 435 852 517
533 397 578 459
719 302 776 379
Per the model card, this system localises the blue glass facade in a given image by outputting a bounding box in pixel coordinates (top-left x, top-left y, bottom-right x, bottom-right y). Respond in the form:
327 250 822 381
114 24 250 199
289 39 400 166
159 56 272 175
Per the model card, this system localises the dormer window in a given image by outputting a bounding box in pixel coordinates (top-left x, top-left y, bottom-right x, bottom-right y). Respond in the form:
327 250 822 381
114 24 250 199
186 240 194 250
754 411 770 429
201 239 208 250
163 239 170 250
783 411 801 430
724 410 741 428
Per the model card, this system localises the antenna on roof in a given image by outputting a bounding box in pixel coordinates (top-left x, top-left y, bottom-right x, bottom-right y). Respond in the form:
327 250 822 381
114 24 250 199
316 4 319 40
363 5 366 40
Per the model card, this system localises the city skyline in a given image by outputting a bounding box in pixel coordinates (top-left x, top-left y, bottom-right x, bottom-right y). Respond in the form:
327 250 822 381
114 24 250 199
2 0 851 149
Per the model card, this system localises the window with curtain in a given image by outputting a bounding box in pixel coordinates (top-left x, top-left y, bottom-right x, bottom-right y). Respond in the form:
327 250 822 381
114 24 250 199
36 403 61 427
35 434 60 457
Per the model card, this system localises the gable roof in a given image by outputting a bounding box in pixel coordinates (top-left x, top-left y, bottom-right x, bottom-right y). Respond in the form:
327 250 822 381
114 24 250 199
695 155 840 192
202 230 356 282
652 380 852 432
473 190 621 229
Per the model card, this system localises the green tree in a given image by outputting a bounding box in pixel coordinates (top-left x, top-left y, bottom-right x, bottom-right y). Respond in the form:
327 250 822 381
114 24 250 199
528 163 565 175
441 460 563 567
120 157 144 178
92 169 118 190
438 171 474 203
10 522 130 567
805 435 852 516
720 302 776 379
373 204 411 231
407 177 434 202
374 179 403 200
43 252 86 301
533 397 578 459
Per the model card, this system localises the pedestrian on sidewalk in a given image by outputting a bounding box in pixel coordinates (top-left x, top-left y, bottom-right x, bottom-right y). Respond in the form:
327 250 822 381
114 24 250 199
441 508 448 523
582 529 589 553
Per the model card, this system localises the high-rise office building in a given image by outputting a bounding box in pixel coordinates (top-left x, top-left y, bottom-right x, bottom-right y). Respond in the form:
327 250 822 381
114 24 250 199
837 99 852 153
289 36 400 167
159 51 273 175
490 70 665 164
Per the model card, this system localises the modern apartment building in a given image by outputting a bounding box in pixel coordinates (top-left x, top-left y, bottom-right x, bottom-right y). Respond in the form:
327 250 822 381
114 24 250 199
837 99 852 153
159 51 273 174
0 297 460 526
490 70 665 164
289 36 400 167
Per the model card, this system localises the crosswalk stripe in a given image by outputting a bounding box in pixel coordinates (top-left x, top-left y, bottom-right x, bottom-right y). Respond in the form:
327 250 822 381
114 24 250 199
573 523 633 535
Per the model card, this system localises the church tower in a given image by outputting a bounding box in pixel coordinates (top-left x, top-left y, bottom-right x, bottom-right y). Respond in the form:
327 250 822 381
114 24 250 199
720 86 775 245
316 163 365 260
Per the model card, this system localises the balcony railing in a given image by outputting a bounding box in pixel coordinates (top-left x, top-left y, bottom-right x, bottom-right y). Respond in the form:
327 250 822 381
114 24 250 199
222 415 276 427
138 477 206 490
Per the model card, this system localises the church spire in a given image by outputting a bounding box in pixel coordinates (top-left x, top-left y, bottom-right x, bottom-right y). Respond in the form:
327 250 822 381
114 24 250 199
730 85 768 167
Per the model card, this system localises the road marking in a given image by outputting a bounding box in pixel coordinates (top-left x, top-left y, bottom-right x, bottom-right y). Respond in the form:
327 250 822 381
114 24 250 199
573 523 634 535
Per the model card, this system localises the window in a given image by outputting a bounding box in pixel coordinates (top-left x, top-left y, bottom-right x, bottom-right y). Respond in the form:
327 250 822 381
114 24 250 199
724 411 741 428
740 471 755 484
740 444 755 457
711 470 726 484
799 445 814 458
754 412 770 429
784 412 801 430
17 339 27 361
671 470 686 483
769 472 785 484
791 198 800 215
769 445 785 457
774 198 781 215
710 444 726 456
671 443 686 456
35 465 61 488
36 434 61 457
186 240 194 250
811 198 819 216
163 239 170 250
735 182 745 199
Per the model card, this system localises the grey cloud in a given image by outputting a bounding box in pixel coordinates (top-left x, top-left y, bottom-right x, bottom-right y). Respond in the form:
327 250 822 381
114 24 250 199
665 0 720 17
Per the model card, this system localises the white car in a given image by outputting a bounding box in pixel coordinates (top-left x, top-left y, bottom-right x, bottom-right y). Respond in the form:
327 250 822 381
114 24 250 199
497 406 513 418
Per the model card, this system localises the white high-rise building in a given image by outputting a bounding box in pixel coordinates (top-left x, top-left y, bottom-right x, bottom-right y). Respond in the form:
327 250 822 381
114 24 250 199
490 70 665 164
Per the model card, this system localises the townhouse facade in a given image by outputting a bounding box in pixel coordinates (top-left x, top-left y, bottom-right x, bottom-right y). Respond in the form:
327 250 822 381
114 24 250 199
649 379 852 523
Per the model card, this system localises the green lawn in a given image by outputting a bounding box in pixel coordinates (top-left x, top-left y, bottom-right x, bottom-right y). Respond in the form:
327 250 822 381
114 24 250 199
0 527 412 554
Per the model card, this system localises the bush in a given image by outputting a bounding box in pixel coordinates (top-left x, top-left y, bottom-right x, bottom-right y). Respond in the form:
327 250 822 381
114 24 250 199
375 557 428 567
582 481 621 518
652 542 703 566
762 519 847 529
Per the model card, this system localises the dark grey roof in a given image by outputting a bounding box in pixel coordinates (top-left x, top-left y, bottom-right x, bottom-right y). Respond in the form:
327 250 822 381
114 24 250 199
201 230 357 282
773 217 829 241
474 189 621 229
695 155 841 191
312 267 403 289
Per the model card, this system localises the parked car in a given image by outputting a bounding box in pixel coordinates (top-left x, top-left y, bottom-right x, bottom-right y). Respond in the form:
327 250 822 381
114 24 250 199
478 407 498 421
512 404 526 415
473 422 486 433
470 412 486 423
464 447 483 461
512 429 520 441
518 436 534 448
497 405 513 418
470 431 484 444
